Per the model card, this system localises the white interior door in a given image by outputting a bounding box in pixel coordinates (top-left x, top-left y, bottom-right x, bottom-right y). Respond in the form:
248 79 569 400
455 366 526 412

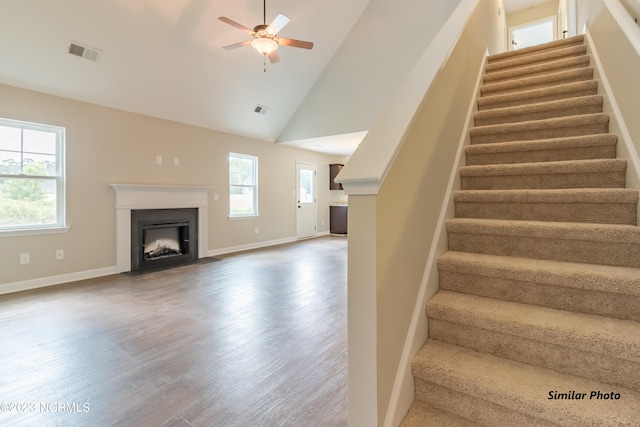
509 16 556 50
296 162 317 239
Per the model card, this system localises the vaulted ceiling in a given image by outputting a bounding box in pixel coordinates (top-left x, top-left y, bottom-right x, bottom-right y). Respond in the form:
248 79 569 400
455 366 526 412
0 1 546 156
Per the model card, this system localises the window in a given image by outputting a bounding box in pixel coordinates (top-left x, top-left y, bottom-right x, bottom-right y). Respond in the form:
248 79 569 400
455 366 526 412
0 118 65 233
229 153 258 217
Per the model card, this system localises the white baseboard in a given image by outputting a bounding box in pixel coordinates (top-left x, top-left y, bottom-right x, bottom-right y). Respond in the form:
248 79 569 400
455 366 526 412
1 234 333 296
206 233 331 257
0 266 118 296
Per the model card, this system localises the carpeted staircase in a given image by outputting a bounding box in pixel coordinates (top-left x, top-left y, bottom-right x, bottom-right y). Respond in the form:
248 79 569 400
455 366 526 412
401 35 640 426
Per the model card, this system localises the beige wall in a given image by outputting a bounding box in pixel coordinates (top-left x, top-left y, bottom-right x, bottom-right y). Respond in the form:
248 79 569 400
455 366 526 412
508 0 559 28
0 83 342 287
587 2 640 156
361 0 504 423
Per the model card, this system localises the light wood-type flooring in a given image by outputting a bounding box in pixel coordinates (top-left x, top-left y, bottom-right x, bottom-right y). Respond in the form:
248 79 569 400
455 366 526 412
0 236 348 427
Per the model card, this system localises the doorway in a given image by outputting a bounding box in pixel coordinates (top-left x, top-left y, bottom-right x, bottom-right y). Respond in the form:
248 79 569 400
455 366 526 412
296 162 317 239
509 16 556 50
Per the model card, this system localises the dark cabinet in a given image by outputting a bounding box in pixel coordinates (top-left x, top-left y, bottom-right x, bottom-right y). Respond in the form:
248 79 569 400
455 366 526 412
330 205 348 234
329 164 344 190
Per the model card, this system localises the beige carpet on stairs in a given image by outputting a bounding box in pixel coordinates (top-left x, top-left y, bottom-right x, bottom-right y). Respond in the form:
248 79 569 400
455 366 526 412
401 35 640 426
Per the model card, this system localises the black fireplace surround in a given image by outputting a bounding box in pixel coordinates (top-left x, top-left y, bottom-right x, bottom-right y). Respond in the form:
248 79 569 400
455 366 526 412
131 208 198 271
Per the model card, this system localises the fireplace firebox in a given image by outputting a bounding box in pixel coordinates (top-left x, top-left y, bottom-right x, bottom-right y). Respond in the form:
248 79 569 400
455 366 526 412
131 208 198 271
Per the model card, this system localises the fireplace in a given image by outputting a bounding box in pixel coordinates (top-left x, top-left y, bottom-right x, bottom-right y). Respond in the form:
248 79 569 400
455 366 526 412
131 208 198 271
111 184 210 273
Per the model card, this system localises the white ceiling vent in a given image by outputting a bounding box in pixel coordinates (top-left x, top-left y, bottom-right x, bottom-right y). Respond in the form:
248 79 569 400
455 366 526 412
68 41 102 62
254 104 270 115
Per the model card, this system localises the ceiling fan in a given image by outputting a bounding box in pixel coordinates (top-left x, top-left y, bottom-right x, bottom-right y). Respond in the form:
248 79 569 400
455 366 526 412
218 0 314 66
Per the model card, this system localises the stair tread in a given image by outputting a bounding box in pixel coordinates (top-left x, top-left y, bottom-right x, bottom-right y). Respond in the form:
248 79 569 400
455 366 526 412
478 80 599 110
466 134 617 154
406 33 640 426
454 188 638 204
459 158 627 176
438 251 640 296
428 290 640 362
481 67 594 95
400 401 479 427
484 54 590 83
487 35 585 63
469 113 609 136
474 95 602 122
446 217 640 243
413 340 640 426
485 44 588 73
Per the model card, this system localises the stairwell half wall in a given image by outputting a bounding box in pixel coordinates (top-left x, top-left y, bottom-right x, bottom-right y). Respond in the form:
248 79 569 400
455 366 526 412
339 0 505 425
580 0 640 221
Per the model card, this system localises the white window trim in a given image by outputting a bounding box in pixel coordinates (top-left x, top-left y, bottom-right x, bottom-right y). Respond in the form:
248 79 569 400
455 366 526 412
228 152 259 218
0 226 70 238
0 117 67 236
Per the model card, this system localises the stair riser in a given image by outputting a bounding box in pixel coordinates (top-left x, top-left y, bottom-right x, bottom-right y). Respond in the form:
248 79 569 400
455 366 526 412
470 122 608 145
428 319 640 391
413 378 559 427
400 401 478 427
439 270 640 322
486 46 588 72
481 73 593 97
488 37 584 63
460 171 626 190
454 201 637 225
466 145 616 165
447 232 640 267
474 104 602 127
478 86 598 111
484 58 590 85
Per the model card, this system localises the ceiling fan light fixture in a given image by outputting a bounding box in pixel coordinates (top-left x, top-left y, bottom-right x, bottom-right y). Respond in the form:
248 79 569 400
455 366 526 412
251 37 278 55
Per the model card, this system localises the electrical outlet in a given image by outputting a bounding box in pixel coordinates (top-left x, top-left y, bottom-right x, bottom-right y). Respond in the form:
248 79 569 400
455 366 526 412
56 249 64 260
174 157 180 166
156 155 162 164
20 253 30 264
254 227 259 234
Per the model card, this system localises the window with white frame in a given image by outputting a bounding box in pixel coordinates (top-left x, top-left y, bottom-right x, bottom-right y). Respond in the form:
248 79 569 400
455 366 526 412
229 152 258 217
0 118 65 232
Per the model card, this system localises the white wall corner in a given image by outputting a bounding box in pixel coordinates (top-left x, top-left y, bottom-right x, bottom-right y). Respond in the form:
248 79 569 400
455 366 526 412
336 0 480 197
347 195 378 427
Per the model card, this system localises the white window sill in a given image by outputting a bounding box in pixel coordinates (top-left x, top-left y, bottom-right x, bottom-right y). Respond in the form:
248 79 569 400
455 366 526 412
228 215 260 220
0 226 70 238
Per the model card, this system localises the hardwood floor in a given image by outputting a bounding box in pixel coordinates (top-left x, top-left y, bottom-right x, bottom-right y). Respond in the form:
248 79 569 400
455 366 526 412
0 236 348 427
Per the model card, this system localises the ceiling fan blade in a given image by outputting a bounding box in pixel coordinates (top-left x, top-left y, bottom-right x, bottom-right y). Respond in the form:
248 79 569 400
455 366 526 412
266 14 290 35
218 17 255 35
278 38 314 50
267 50 280 63
222 40 252 50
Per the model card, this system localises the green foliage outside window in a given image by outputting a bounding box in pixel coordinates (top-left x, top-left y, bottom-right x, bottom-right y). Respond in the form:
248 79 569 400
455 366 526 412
0 119 63 229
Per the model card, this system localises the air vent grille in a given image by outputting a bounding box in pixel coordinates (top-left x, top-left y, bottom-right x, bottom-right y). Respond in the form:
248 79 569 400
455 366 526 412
254 104 270 115
68 41 102 62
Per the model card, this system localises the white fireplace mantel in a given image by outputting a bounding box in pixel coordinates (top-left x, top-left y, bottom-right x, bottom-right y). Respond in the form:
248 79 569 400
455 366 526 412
111 184 210 273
